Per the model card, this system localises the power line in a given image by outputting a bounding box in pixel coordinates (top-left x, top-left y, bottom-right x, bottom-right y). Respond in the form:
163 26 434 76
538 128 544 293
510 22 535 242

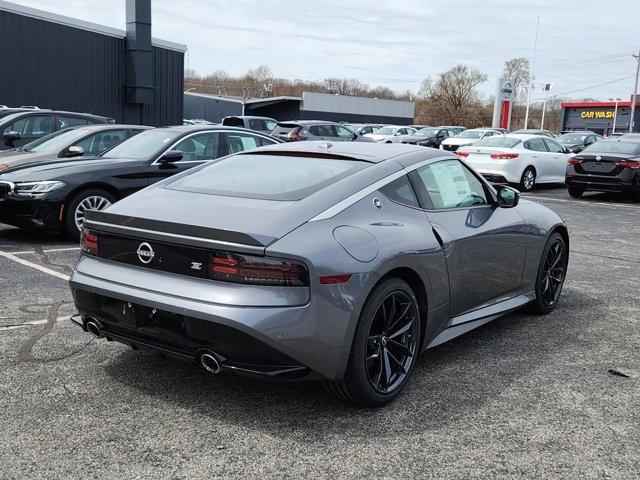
531 75 634 101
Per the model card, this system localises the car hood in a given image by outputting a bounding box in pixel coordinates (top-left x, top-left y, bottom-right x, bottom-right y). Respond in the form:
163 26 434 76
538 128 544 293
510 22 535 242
0 151 66 171
0 156 131 181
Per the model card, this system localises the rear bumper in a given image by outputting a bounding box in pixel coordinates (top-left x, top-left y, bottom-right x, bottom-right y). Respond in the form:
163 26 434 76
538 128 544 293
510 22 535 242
0 195 63 231
69 256 371 381
565 168 639 193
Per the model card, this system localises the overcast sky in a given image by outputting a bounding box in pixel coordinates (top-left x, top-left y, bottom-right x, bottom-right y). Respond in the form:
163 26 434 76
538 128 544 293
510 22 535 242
17 0 640 102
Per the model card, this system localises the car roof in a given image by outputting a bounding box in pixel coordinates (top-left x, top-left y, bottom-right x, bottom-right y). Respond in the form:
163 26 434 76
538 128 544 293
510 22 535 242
237 139 448 164
159 124 279 136
277 120 341 126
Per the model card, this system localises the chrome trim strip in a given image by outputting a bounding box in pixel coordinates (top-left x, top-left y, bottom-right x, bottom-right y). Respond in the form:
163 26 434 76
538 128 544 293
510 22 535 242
308 155 454 222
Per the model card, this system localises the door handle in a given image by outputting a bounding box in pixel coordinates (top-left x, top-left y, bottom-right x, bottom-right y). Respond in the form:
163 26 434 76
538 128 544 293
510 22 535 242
532 155 539 158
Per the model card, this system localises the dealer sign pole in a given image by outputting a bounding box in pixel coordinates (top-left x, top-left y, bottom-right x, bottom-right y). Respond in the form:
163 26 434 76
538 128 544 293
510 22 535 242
630 51 639 133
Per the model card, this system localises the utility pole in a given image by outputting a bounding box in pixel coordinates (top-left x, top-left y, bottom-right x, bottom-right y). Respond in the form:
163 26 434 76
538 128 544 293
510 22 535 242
610 97 621 135
524 16 540 129
630 50 640 133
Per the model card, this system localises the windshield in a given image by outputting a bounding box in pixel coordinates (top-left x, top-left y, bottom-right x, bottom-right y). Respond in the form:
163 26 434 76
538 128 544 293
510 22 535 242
455 130 485 139
582 141 639 155
101 129 177 159
372 127 397 135
167 154 368 201
414 128 439 137
557 133 588 144
22 128 86 153
473 137 522 148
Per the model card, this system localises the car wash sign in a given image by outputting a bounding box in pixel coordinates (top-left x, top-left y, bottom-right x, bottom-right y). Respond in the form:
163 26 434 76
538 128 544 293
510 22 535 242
580 110 615 119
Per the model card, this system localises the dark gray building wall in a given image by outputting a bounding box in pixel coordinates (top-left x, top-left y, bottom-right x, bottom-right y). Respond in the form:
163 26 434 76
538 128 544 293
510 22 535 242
184 94 242 121
561 106 639 135
0 8 184 126
297 110 412 125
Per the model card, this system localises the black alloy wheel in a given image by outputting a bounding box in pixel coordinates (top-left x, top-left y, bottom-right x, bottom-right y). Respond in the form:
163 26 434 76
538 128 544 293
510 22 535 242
366 291 419 394
326 278 421 407
529 233 567 314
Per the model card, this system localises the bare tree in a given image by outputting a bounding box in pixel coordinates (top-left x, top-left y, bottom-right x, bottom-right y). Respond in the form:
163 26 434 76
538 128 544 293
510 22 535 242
503 57 533 103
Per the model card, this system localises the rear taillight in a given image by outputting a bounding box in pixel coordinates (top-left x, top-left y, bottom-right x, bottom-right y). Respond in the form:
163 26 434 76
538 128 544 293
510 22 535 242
456 151 469 158
288 128 308 141
567 158 583 165
616 161 640 169
210 251 309 287
490 152 519 160
80 228 98 255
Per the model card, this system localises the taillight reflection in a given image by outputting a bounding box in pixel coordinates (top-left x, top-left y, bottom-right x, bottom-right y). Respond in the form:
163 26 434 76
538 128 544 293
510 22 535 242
490 152 519 160
455 151 469 158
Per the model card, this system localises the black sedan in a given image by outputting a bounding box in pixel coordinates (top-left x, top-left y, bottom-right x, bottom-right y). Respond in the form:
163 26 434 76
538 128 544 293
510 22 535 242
556 131 601 154
566 137 640 199
400 127 451 147
0 124 150 172
0 126 280 238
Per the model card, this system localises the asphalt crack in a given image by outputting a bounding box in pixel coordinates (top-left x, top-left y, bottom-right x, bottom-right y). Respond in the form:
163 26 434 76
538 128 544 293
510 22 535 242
18 301 92 364
33 245 74 275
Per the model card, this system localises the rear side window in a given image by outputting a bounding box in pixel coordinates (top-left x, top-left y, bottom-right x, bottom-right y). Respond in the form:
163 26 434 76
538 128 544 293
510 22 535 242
271 124 299 135
380 176 419 208
75 130 126 154
226 132 276 154
58 116 88 129
524 138 547 152
248 119 265 131
309 125 336 137
167 154 368 201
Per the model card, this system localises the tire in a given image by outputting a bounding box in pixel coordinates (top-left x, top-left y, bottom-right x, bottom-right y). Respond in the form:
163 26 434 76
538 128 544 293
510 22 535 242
63 188 115 240
520 167 536 191
568 187 584 198
326 278 421 407
527 232 568 315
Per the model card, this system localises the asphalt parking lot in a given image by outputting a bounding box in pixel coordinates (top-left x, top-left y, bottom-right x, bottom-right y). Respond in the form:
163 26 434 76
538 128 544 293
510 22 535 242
1 187 638 479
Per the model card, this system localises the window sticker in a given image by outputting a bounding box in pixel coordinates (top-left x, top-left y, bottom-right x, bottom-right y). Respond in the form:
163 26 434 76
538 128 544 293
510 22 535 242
430 161 473 208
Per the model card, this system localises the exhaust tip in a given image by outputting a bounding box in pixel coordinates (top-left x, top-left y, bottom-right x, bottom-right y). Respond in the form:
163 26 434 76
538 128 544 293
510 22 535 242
200 352 221 374
85 320 102 338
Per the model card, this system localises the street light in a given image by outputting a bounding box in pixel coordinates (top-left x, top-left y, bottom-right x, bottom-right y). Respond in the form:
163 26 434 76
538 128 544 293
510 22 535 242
540 83 553 130
609 97 622 135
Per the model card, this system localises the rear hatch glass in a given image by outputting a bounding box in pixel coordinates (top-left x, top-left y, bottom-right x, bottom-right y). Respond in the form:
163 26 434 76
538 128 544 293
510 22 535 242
271 124 299 136
222 117 244 127
167 153 368 201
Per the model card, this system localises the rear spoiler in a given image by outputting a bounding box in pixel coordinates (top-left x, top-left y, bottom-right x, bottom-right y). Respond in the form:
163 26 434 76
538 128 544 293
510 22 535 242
84 210 267 255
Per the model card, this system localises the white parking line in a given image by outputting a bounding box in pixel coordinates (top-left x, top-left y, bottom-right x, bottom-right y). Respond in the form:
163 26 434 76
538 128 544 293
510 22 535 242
12 246 81 256
522 195 640 210
0 250 70 281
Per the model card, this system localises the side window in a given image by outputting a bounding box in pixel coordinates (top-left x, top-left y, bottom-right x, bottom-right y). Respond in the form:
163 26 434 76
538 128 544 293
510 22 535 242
483 131 494 138
5 115 53 136
248 119 265 131
226 132 276 154
265 120 277 132
397 128 408 135
336 126 355 138
75 130 126 155
524 138 547 152
415 159 488 209
173 132 226 161
544 138 564 153
380 175 419 208
309 125 334 137
58 116 89 129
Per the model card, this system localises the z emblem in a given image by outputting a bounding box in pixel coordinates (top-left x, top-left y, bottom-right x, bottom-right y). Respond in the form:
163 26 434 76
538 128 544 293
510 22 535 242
190 262 203 271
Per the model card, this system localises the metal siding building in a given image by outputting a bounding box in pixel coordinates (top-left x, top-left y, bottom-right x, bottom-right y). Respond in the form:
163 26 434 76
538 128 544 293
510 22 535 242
0 1 186 126
184 91 415 124
560 100 639 135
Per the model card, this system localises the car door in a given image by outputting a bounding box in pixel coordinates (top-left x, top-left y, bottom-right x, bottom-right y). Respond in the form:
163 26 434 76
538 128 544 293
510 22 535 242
147 131 228 185
411 158 527 317
522 137 550 181
542 138 570 181
335 125 357 142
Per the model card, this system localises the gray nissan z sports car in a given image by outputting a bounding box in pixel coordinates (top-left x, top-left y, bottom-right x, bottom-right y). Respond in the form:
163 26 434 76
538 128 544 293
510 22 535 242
70 141 569 407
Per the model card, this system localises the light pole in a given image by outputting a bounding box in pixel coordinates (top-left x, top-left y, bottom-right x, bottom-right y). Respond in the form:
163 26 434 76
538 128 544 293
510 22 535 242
540 83 553 130
609 97 622 135
524 16 540 129
630 51 640 133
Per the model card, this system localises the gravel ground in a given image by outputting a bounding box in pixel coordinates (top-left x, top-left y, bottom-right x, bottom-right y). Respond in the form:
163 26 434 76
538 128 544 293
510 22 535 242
0 187 638 479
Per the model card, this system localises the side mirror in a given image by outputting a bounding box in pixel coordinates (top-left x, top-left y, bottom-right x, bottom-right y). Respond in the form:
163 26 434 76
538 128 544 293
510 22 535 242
3 131 21 147
158 150 183 166
496 185 520 208
65 145 85 158
394 132 401 136
436 134 445 139
564 147 572 154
